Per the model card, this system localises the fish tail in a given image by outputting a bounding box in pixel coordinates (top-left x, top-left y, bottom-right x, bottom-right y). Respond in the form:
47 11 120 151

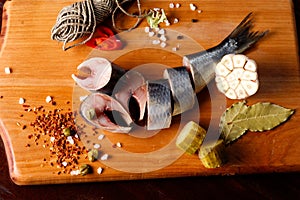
225 12 269 54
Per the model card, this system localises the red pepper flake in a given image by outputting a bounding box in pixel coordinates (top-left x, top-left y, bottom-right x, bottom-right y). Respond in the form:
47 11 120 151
86 25 123 51
25 101 89 175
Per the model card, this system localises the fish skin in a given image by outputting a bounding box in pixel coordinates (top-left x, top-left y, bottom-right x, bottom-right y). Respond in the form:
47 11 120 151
163 67 195 116
80 93 132 133
146 79 172 130
183 12 268 93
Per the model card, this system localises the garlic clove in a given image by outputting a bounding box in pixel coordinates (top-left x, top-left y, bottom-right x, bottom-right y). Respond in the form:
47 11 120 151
215 63 231 77
216 77 229 92
242 70 258 81
232 54 247 68
241 80 259 96
220 54 234 70
225 88 237 99
228 79 239 90
232 68 245 79
244 59 257 72
235 84 248 99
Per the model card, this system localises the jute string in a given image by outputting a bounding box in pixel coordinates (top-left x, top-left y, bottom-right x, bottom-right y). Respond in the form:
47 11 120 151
51 0 148 51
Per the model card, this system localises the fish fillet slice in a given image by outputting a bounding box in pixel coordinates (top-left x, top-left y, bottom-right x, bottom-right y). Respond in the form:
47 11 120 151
80 93 133 133
113 70 146 121
163 67 195 116
146 79 172 130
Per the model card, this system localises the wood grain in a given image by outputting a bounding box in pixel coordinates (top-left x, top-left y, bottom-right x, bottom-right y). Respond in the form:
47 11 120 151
0 0 299 185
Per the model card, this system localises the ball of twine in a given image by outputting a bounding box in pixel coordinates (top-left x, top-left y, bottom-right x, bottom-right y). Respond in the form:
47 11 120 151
51 0 147 51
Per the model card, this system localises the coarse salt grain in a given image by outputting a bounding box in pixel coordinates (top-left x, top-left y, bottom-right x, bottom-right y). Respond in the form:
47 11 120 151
4 67 11 74
79 95 88 102
198 10 202 13
160 35 167 42
158 28 165 35
152 39 161 45
164 20 170 26
19 98 25 104
144 26 150 33
50 137 55 143
169 3 174 8
98 134 105 140
70 169 80 176
160 42 167 48
190 3 197 11
97 167 103 174
175 3 181 8
173 18 179 24
45 96 52 103
116 142 122 148
94 143 101 149
62 161 68 167
66 136 74 145
100 154 109 161
148 31 155 37
172 47 178 52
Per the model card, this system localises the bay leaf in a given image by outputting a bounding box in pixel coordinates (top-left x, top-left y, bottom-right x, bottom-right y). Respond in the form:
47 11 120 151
219 101 248 144
234 102 294 132
220 102 294 145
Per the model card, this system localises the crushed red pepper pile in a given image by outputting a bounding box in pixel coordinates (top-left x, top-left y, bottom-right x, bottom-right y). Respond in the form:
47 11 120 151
23 100 93 175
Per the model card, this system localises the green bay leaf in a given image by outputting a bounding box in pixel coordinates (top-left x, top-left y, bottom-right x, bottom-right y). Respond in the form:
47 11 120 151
234 102 294 132
220 102 294 145
219 101 248 144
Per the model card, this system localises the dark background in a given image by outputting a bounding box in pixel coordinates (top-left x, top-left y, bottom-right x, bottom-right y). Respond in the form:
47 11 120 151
1 0 300 199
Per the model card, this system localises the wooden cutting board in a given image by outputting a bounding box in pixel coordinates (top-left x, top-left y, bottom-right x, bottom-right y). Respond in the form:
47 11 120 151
0 0 300 185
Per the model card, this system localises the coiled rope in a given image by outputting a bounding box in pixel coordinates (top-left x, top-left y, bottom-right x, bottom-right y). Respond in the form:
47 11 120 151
51 0 147 51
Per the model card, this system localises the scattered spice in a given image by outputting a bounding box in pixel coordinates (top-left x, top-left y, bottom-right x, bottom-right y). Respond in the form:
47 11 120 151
191 19 199 23
25 103 88 175
63 127 71 137
80 164 92 176
88 149 99 162
177 35 184 40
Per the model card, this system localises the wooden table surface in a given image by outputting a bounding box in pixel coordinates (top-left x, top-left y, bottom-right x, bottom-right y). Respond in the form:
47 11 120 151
1 0 300 199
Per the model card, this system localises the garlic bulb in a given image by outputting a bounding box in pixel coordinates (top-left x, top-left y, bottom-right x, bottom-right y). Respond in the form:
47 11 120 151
215 54 259 99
